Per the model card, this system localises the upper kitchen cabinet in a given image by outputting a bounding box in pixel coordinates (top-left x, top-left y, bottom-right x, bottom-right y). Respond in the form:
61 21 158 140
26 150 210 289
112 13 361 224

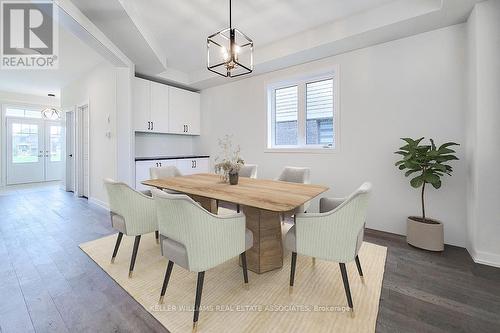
169 86 200 135
150 81 169 133
133 78 169 133
133 77 151 132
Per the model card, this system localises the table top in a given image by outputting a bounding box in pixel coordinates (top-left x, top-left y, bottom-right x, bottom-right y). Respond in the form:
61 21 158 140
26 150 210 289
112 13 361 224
142 173 329 212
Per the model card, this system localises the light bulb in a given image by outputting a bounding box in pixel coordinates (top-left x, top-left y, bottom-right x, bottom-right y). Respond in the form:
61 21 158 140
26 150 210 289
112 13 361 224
221 46 229 61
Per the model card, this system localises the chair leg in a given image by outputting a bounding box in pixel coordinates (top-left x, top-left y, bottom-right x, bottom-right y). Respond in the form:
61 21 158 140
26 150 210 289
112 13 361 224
193 271 205 330
355 255 364 283
155 230 159 244
290 252 297 287
159 260 174 304
111 232 123 263
339 263 354 314
240 252 249 284
129 235 141 278
236 204 240 213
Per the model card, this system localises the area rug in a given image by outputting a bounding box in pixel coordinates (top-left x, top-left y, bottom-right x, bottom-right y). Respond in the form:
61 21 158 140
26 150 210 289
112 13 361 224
80 229 387 333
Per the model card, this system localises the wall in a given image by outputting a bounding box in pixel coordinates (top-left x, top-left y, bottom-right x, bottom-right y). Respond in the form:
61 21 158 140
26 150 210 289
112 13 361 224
0 91 61 187
465 0 500 267
195 24 468 247
61 62 117 206
135 133 194 158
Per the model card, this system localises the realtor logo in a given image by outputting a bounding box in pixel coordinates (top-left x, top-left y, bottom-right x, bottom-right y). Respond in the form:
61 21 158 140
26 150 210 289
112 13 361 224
1 0 58 69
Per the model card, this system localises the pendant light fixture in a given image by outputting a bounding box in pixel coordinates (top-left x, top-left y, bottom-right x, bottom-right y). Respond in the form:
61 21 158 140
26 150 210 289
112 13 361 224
207 0 253 78
41 93 61 120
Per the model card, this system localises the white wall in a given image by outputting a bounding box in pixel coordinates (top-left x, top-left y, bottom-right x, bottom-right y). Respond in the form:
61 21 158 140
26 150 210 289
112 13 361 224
0 91 61 187
135 133 194 158
465 0 500 267
61 62 117 206
195 24 468 247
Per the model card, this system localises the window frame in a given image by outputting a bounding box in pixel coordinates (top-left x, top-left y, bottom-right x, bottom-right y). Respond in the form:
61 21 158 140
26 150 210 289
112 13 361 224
266 67 340 153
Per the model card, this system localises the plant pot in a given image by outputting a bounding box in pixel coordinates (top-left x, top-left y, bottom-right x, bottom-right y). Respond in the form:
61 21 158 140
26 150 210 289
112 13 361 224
229 172 239 185
406 216 444 251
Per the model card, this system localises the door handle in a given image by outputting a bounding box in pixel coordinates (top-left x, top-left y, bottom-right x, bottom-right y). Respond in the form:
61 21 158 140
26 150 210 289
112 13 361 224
69 154 73 157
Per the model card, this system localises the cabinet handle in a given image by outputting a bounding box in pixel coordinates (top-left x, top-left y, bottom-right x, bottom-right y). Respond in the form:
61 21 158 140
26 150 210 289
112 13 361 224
151 121 154 131
159 162 162 167
194 160 197 168
186 125 189 133
147 121 150 130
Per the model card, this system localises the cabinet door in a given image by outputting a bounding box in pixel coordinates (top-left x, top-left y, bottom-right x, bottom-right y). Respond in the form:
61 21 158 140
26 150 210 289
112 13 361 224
169 87 201 135
133 78 151 132
185 93 200 135
135 160 156 190
192 158 209 173
150 82 169 133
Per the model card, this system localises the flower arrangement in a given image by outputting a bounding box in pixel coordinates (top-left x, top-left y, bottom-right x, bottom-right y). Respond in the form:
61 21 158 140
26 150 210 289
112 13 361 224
214 135 244 183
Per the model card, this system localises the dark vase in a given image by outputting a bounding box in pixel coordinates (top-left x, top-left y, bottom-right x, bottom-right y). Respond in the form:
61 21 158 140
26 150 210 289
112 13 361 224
229 172 239 185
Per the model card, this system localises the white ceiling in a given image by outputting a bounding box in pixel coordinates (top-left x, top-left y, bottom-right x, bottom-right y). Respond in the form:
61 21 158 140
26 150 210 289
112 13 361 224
132 0 397 73
53 0 481 90
0 26 104 98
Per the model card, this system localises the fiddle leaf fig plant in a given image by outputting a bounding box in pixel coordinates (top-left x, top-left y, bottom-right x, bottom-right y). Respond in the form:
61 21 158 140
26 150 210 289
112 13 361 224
395 138 459 223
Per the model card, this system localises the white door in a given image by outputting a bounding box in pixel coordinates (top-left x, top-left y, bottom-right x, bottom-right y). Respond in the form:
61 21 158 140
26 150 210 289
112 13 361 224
45 121 64 181
82 105 90 198
65 111 75 192
6 118 45 184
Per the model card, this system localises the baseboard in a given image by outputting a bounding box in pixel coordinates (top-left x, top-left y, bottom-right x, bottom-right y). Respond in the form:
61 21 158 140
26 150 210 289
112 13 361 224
89 197 110 210
467 247 500 268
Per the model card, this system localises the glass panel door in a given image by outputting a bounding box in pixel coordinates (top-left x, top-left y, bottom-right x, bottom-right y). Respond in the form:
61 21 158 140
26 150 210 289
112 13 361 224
6 118 45 184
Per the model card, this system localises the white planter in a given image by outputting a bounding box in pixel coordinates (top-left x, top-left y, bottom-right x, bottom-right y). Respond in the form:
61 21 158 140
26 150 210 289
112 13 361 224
406 216 444 251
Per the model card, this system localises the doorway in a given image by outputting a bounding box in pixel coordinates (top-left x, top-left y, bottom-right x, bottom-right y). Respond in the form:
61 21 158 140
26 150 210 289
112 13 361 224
6 117 64 185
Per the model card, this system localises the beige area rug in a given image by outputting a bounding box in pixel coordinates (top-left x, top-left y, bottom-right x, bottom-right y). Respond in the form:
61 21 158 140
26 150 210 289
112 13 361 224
80 228 387 333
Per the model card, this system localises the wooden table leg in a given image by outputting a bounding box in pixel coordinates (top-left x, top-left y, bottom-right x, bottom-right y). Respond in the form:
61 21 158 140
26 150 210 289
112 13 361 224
242 206 283 274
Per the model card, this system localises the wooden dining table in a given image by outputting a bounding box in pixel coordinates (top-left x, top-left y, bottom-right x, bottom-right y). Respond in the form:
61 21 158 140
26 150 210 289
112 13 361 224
142 173 329 273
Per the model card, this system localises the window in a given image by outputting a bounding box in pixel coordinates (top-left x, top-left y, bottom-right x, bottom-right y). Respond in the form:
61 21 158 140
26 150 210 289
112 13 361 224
268 71 338 151
5 107 42 119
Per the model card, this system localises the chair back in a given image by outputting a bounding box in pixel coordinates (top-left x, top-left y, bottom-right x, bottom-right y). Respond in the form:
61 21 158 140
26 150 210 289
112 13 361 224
239 164 258 178
152 189 246 272
278 166 310 184
103 179 156 236
150 165 182 179
296 182 372 262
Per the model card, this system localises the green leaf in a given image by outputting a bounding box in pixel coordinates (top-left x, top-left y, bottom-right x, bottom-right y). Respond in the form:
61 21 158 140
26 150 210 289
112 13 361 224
405 169 420 177
438 142 460 150
410 175 424 188
431 179 442 189
430 139 436 150
399 164 406 170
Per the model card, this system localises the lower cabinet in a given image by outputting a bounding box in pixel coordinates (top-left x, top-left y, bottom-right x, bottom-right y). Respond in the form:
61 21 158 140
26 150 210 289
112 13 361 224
135 157 210 191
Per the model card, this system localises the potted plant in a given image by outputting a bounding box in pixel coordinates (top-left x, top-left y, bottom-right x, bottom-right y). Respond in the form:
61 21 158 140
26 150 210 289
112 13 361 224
395 137 459 251
214 135 244 185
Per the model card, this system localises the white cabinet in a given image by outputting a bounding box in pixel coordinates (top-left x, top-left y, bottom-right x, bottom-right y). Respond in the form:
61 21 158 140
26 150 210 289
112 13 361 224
133 78 151 132
133 78 169 133
177 158 210 175
135 157 209 190
150 81 169 133
169 86 201 135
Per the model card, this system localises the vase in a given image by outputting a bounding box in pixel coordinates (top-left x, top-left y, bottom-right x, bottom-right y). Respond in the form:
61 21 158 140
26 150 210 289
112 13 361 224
229 172 239 185
406 216 444 251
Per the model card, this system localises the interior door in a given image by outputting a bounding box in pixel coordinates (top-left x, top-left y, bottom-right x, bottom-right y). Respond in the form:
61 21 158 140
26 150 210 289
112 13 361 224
65 111 75 192
6 117 45 184
82 105 90 198
45 121 64 181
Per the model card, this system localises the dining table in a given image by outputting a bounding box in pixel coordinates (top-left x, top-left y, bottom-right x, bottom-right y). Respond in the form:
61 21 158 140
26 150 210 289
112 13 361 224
142 173 329 273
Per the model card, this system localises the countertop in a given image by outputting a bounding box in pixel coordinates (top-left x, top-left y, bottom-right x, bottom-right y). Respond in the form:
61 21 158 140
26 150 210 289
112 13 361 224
135 155 210 161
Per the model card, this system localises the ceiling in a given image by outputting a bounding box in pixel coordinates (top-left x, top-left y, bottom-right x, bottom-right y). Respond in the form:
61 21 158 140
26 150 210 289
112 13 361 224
50 0 481 90
0 26 104 98
132 0 397 73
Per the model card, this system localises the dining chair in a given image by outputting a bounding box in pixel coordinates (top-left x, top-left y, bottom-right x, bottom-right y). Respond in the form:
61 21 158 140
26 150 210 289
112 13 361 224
284 182 372 316
104 179 158 278
152 189 253 330
239 164 258 178
277 167 311 223
233 164 258 212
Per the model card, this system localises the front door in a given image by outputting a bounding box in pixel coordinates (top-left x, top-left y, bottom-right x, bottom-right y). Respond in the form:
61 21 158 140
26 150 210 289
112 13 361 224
6 118 45 184
45 122 64 181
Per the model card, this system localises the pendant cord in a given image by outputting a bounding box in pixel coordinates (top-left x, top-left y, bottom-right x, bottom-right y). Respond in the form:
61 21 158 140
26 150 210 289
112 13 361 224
229 0 232 30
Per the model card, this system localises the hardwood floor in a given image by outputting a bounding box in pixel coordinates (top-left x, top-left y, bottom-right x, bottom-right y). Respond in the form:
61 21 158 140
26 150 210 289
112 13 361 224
0 184 499 332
